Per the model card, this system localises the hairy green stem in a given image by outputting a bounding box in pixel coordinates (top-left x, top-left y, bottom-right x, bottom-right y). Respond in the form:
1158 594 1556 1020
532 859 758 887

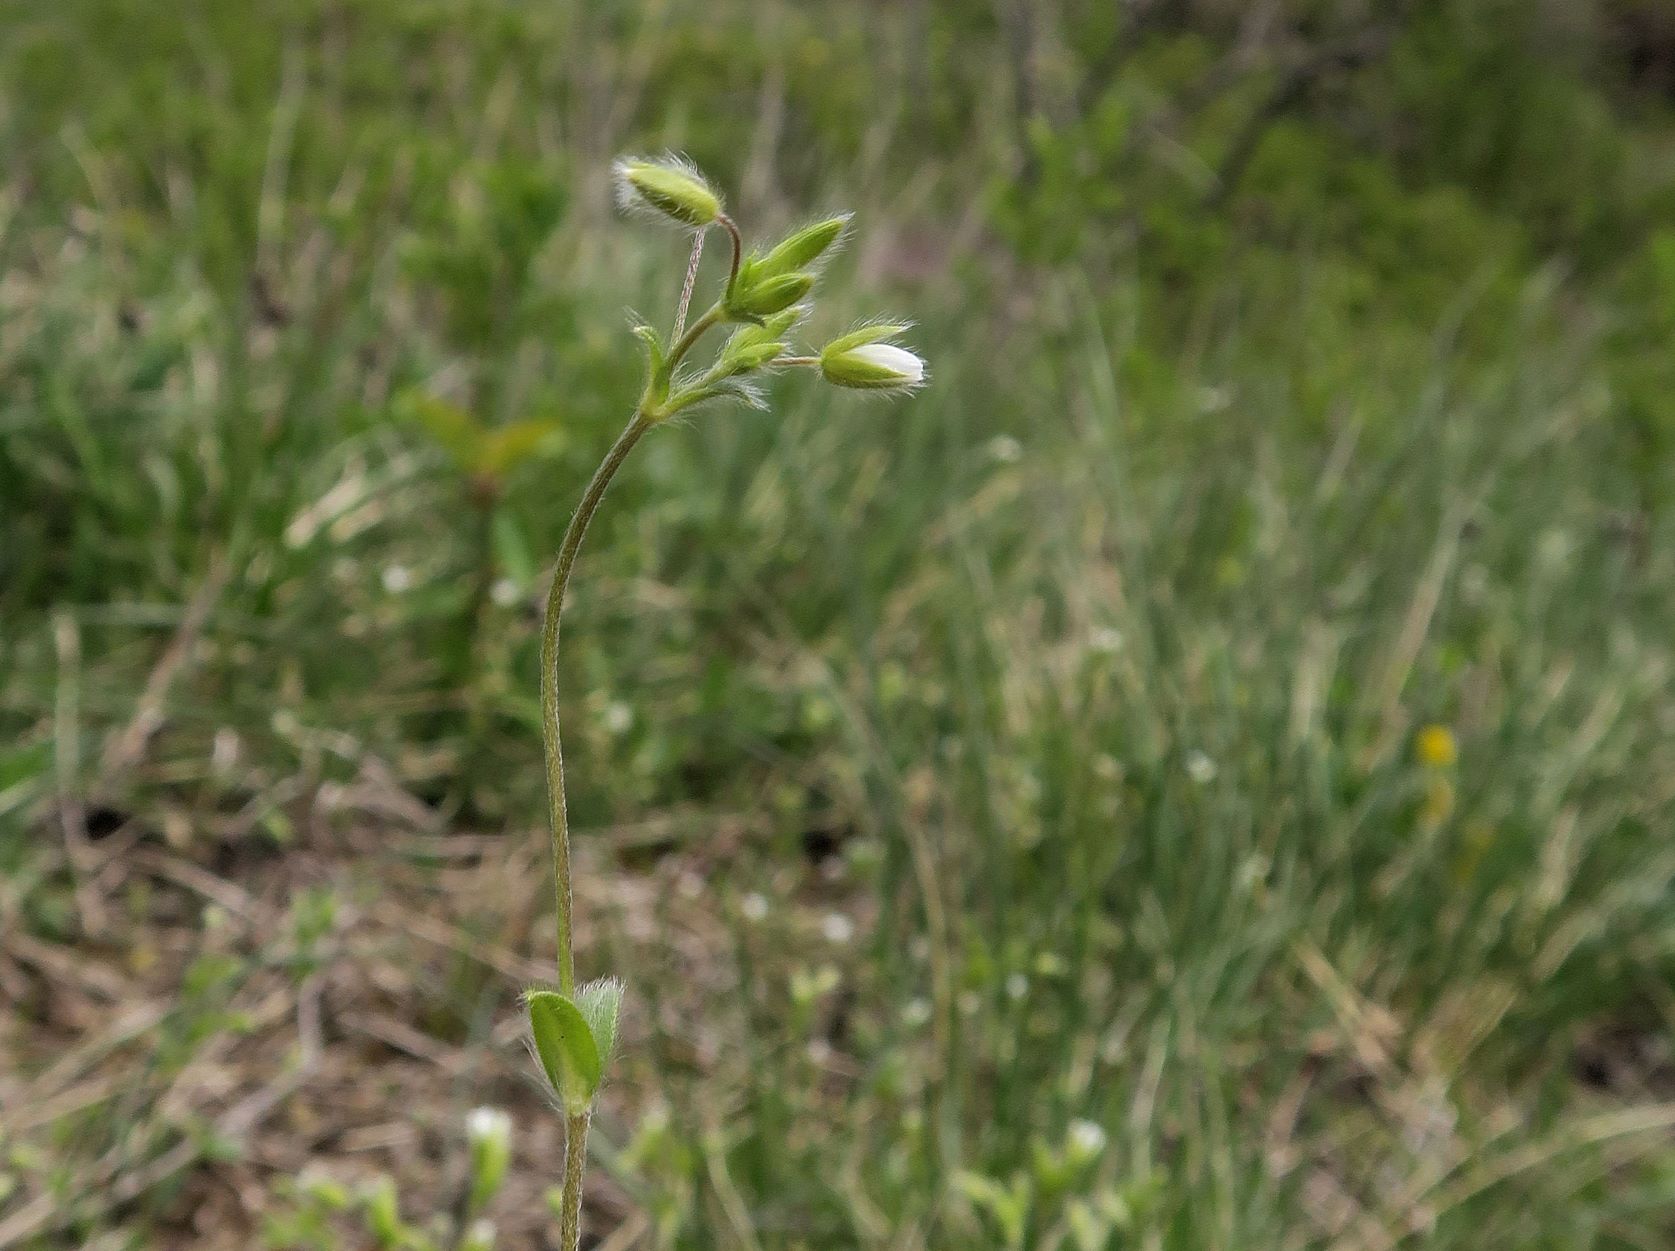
540 411 652 996
666 303 723 381
540 233 728 1251
558 1111 591 1251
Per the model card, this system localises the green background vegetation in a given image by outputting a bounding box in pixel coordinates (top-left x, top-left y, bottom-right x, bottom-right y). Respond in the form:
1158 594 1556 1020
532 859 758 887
3 0 1674 1247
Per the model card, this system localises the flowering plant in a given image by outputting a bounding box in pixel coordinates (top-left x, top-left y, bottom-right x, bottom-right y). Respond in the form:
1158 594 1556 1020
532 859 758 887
528 155 925 1248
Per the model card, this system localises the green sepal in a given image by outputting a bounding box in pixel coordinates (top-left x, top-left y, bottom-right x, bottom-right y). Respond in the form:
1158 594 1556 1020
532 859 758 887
633 324 666 377
730 256 756 299
821 322 911 356
634 324 671 405
728 342 784 372
525 989 600 1114
754 214 850 278
715 321 791 377
665 377 766 416
726 272 813 320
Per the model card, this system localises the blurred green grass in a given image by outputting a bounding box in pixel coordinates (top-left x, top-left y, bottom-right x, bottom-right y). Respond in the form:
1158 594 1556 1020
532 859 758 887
3 1 1675 1248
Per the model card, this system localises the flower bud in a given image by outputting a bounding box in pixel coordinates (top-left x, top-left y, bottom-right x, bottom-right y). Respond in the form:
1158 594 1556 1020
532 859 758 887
819 326 926 392
754 214 851 278
727 272 814 319
724 341 786 374
465 1107 513 1213
612 156 720 228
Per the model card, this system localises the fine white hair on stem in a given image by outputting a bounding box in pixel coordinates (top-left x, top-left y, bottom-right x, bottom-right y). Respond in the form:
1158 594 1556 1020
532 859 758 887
674 229 705 339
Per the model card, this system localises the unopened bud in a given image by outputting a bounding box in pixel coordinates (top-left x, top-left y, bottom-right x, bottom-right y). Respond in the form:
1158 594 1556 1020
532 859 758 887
613 156 720 228
755 214 851 277
728 272 814 319
819 327 926 392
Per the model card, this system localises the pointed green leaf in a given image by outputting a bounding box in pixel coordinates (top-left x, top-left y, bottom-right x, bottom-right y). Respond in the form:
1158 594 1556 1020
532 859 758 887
525 990 600 1113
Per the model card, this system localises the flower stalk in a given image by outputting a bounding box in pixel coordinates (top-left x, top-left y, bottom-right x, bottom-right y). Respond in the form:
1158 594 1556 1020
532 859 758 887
530 153 924 1249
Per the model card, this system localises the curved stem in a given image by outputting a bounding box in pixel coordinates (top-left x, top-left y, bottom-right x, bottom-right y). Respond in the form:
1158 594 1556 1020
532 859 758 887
667 303 723 380
541 410 653 996
716 211 743 295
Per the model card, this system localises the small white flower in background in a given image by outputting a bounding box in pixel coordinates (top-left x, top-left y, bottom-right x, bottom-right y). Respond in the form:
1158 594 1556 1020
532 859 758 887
461 1218 496 1251
807 1038 834 1066
1067 1118 1107 1163
957 989 982 1017
603 701 633 735
211 727 240 773
1197 384 1232 413
1185 749 1217 784
1088 626 1124 655
986 434 1023 463
490 577 521 608
1005 972 1029 1001
465 1107 512 1216
467 1106 511 1144
901 997 933 1027
381 564 413 594
821 911 855 944
740 892 769 923
1537 527 1573 568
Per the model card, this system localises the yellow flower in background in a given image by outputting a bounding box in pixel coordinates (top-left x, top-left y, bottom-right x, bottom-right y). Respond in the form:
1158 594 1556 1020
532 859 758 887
1415 724 1458 768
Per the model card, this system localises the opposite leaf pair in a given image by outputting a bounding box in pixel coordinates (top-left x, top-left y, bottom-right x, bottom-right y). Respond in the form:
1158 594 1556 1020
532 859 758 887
526 979 623 1116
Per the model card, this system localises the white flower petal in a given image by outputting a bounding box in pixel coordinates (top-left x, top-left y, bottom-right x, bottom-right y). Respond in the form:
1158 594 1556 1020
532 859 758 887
850 342 925 383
